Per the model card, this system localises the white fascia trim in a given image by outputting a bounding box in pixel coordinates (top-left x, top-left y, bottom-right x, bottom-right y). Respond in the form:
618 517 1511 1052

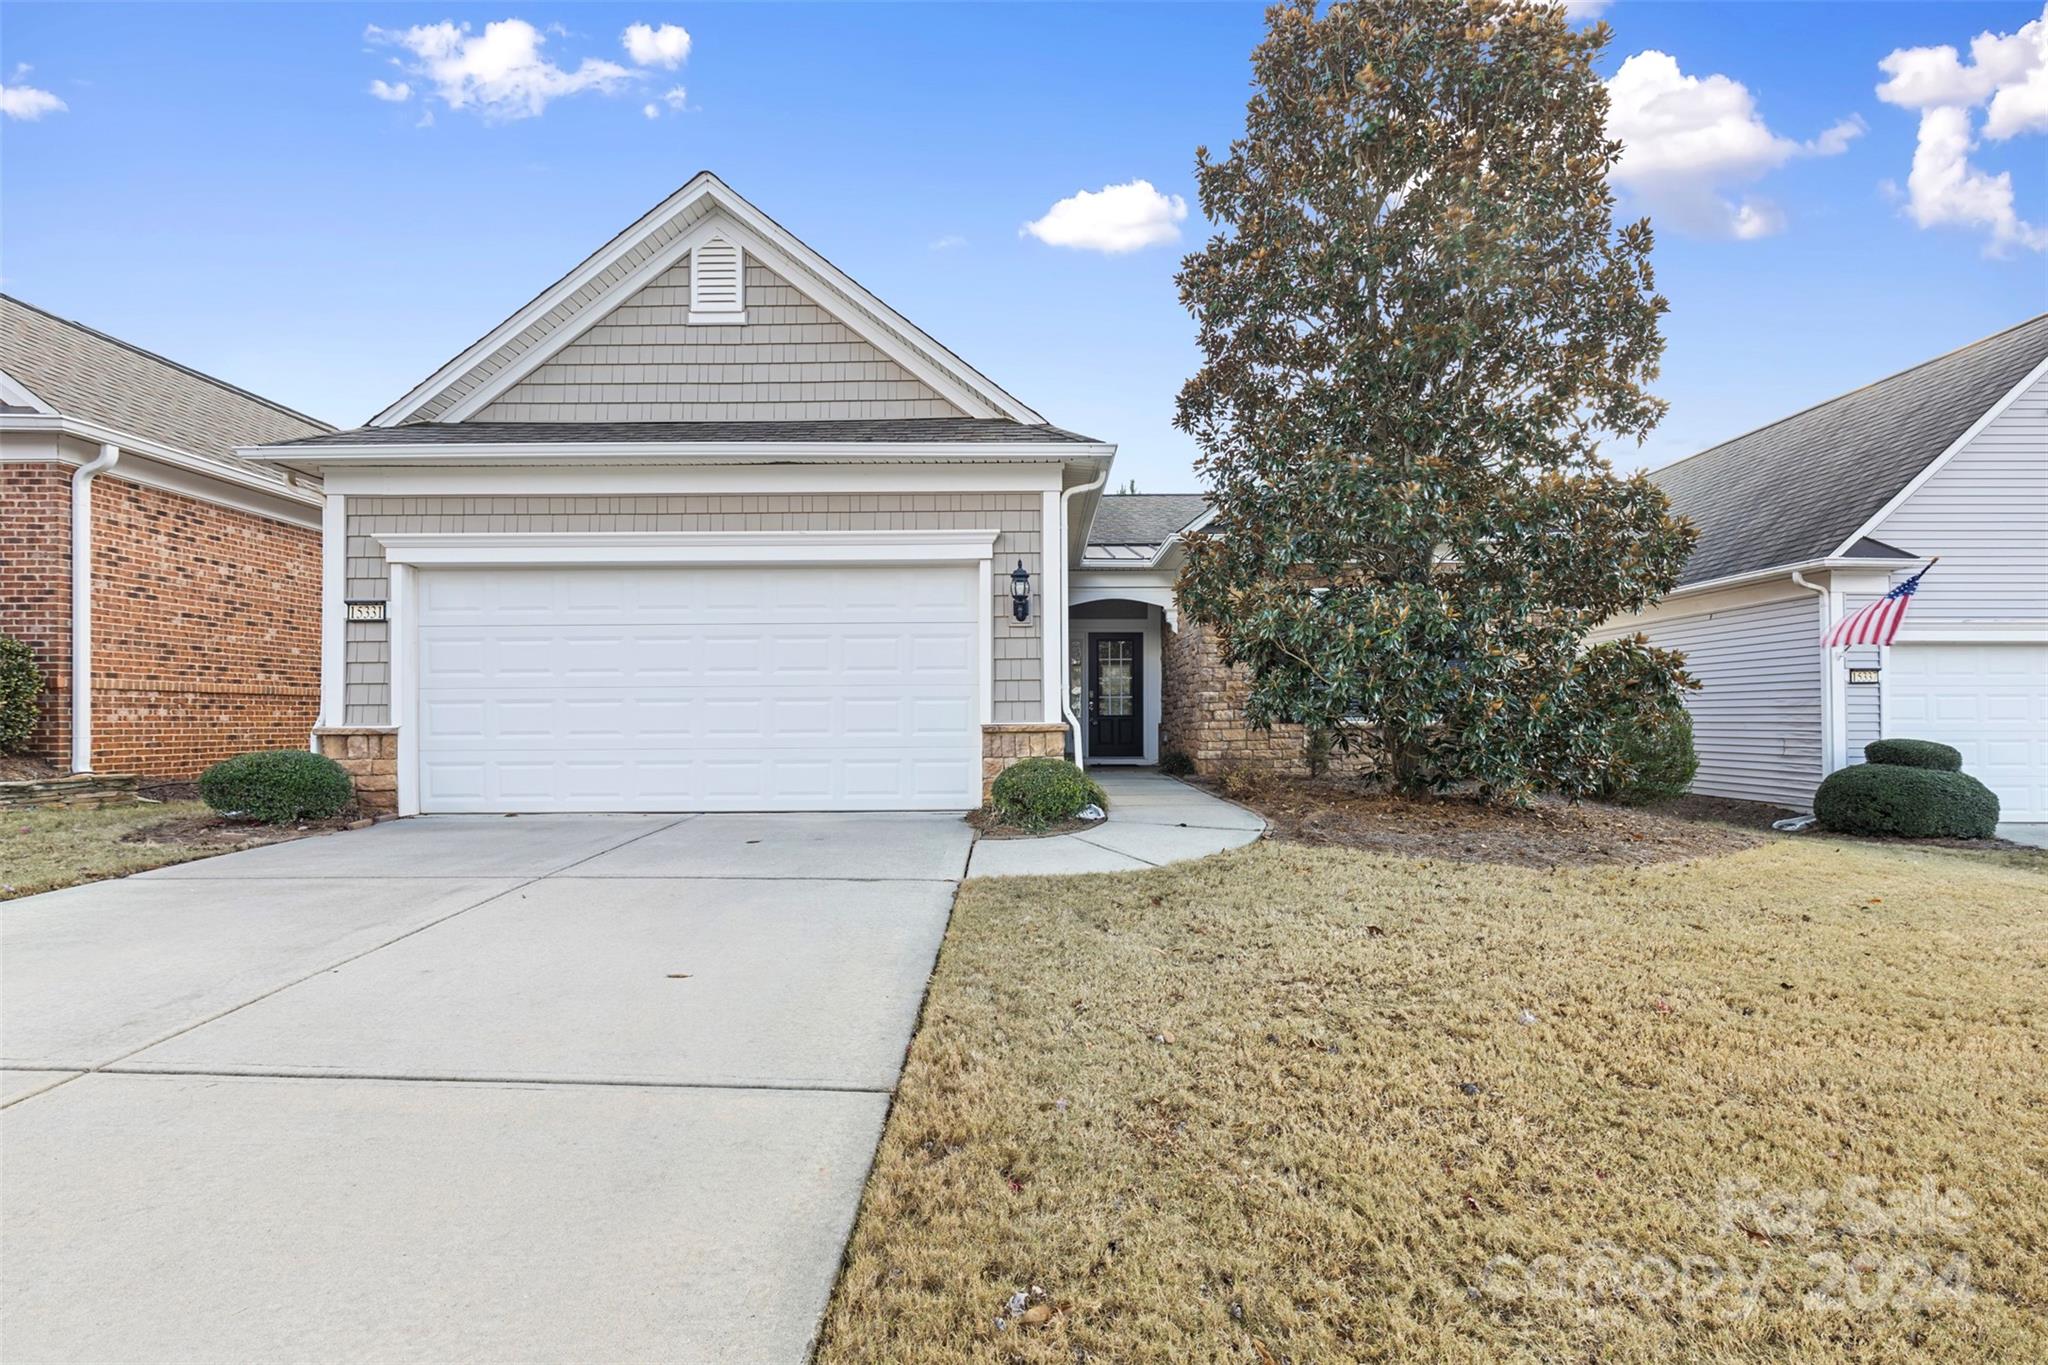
0 366 54 413
241 441 1114 469
1832 353 2048 557
1070 582 1179 630
372 173 1043 426
2 413 322 508
1662 553 1925 601
315 462 1069 498
374 528 1003 569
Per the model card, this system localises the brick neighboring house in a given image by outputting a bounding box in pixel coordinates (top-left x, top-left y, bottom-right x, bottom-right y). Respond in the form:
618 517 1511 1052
1 295 332 780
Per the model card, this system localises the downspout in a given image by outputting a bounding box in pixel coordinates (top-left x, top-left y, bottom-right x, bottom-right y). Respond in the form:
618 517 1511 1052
70 442 119 772
1059 466 1110 765
1791 570 1839 782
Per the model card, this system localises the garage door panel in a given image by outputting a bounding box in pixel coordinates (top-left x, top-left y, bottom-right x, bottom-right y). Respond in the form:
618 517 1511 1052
415 565 982 811
1885 642 2047 822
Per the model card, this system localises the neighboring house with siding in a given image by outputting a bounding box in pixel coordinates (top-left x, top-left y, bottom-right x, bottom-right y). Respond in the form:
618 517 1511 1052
1590 315 2048 819
0 295 331 780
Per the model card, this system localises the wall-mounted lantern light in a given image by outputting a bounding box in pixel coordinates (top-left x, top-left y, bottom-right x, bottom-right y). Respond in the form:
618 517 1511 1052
1009 561 1032 622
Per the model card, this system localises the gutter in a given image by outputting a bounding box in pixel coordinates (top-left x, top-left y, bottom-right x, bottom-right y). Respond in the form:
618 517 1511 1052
1662 553 1920 601
70 443 119 772
1058 467 1110 764
1 413 323 507
1790 569 1843 780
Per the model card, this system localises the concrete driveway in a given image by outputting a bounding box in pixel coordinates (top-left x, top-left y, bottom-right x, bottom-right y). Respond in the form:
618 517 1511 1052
1 812 972 1363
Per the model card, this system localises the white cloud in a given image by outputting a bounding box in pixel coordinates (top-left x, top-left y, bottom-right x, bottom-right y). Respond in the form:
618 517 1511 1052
1561 1 1613 20
368 78 412 103
1022 180 1188 253
1605 50 1860 239
366 19 633 121
929 234 967 252
642 102 659 120
1 70 66 121
1877 4 2048 253
640 86 687 119
623 22 691 69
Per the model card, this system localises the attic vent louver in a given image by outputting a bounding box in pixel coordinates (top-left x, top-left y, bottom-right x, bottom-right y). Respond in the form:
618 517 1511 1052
688 236 747 326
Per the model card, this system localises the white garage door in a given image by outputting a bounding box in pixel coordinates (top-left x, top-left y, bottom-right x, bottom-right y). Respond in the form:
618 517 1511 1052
413 564 982 812
1886 642 2048 821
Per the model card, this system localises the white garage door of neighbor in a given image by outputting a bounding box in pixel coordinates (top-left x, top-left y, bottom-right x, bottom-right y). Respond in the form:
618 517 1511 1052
414 564 983 812
1886 642 2048 822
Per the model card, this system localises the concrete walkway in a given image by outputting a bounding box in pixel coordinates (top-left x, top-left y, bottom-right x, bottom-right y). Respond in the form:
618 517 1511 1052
965 768 1265 878
2 812 971 1363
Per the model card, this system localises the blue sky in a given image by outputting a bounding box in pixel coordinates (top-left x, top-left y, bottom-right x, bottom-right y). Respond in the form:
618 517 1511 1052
3 2 2044 491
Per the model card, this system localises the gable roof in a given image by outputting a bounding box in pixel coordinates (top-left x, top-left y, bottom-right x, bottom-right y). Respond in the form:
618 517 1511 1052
1652 314 2048 588
373 172 1045 428
1081 492 1211 565
0 294 331 468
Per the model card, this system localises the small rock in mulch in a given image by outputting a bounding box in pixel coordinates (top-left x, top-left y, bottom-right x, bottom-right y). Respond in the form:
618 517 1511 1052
1210 777 1773 868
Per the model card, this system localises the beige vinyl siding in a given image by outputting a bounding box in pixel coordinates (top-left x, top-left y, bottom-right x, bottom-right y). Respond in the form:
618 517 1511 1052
471 258 962 423
342 493 1041 725
1870 370 2047 623
1598 591 1825 808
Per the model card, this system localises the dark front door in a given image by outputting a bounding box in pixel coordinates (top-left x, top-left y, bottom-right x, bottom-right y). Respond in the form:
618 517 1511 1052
1088 633 1143 759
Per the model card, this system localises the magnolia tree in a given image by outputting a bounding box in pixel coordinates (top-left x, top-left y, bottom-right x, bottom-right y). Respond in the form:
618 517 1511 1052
1174 0 1698 799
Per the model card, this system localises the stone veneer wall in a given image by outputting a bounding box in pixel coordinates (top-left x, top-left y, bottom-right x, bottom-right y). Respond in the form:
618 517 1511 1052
1159 619 1375 778
314 727 398 813
981 722 1066 802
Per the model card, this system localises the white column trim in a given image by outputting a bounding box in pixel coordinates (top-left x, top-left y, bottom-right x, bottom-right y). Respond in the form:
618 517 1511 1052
320 492 346 730
390 563 419 817
978 556 995 726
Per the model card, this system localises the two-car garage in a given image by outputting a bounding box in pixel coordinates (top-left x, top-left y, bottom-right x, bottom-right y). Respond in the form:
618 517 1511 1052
404 558 986 813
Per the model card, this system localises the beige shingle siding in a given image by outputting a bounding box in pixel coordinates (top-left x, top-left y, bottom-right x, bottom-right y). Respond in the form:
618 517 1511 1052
1869 370 2047 624
341 493 1041 724
0 296 329 464
407 196 720 423
470 259 963 422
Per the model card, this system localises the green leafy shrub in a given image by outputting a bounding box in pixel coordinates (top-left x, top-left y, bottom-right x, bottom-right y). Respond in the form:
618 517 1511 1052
1159 750 1196 778
1813 763 1998 840
991 757 1107 831
1594 703 1699 804
1864 738 1962 772
199 749 354 824
0 635 44 755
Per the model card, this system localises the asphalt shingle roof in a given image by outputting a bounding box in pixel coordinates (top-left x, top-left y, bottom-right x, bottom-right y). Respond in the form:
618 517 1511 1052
1084 492 1210 547
1652 315 2047 587
267 418 1104 449
0 295 331 468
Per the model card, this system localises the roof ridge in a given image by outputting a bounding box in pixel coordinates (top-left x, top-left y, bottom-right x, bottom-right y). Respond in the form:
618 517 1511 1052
1 293 334 432
1649 312 2047 480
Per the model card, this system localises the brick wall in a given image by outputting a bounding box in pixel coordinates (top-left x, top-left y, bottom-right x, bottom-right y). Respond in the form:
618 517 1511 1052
1159 618 1375 778
0 463 73 765
86 478 320 778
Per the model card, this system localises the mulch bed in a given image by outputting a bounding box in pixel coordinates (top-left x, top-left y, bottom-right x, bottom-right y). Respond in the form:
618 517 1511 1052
1205 775 1774 868
119 808 374 852
0 756 62 782
964 808 1103 840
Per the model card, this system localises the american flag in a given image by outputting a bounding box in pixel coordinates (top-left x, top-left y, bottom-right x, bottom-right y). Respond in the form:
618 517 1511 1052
1825 563 1933 648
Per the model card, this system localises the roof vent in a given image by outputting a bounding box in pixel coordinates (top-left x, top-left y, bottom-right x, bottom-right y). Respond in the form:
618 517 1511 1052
688 236 747 325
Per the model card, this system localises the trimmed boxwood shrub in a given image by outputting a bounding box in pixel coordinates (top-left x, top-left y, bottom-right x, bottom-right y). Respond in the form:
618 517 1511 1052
1864 738 1963 772
1813 762 1998 839
991 757 1107 831
1594 703 1699 805
200 749 355 824
1 635 44 756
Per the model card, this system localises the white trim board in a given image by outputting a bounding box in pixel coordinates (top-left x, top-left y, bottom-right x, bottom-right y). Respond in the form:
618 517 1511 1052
2 413 322 510
370 172 1045 428
0 366 54 413
374 529 1003 569
313 462 1074 498
245 440 1111 470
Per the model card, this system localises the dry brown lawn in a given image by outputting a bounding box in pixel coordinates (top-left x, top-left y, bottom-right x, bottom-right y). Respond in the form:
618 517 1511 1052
817 837 2048 1363
0 801 215 898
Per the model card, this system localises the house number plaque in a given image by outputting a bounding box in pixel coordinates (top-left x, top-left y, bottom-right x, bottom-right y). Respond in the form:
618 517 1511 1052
346 600 388 623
